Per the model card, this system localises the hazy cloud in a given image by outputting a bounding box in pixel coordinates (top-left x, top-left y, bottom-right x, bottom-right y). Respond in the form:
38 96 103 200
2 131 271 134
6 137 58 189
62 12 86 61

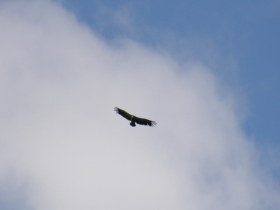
0 1 279 210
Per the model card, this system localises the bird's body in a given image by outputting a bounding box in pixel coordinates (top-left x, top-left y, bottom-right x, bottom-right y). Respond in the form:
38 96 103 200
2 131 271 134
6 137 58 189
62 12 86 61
114 107 156 127
130 115 136 127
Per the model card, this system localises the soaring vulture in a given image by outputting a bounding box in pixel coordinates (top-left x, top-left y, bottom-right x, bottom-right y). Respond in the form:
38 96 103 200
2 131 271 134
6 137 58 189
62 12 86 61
114 107 156 127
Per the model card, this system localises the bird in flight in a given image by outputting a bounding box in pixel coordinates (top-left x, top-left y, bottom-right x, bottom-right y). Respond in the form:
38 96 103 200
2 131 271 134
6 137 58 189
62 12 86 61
114 107 157 127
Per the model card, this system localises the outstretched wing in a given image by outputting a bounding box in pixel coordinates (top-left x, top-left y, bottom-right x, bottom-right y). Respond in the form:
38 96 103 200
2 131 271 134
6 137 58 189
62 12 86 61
114 107 132 121
134 116 157 127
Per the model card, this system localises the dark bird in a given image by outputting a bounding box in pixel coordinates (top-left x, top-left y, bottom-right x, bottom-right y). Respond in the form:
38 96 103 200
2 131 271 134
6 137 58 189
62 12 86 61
114 107 156 127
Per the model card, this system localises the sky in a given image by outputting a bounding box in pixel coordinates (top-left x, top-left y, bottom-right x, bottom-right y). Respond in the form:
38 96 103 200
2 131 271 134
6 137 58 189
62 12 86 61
0 0 279 210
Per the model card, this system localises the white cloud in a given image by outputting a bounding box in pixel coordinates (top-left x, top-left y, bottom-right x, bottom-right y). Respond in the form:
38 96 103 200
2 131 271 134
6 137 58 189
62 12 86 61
0 1 279 210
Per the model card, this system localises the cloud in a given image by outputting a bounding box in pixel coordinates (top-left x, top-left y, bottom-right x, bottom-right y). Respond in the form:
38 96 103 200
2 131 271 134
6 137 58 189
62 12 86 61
0 1 279 210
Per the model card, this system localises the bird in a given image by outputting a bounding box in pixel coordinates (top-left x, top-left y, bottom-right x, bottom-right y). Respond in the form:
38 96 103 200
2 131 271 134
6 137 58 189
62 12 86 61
114 107 156 127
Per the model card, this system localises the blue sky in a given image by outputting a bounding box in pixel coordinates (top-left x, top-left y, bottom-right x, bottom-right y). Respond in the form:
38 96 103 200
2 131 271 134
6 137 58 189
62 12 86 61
62 0 280 181
62 0 280 145
0 0 280 209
